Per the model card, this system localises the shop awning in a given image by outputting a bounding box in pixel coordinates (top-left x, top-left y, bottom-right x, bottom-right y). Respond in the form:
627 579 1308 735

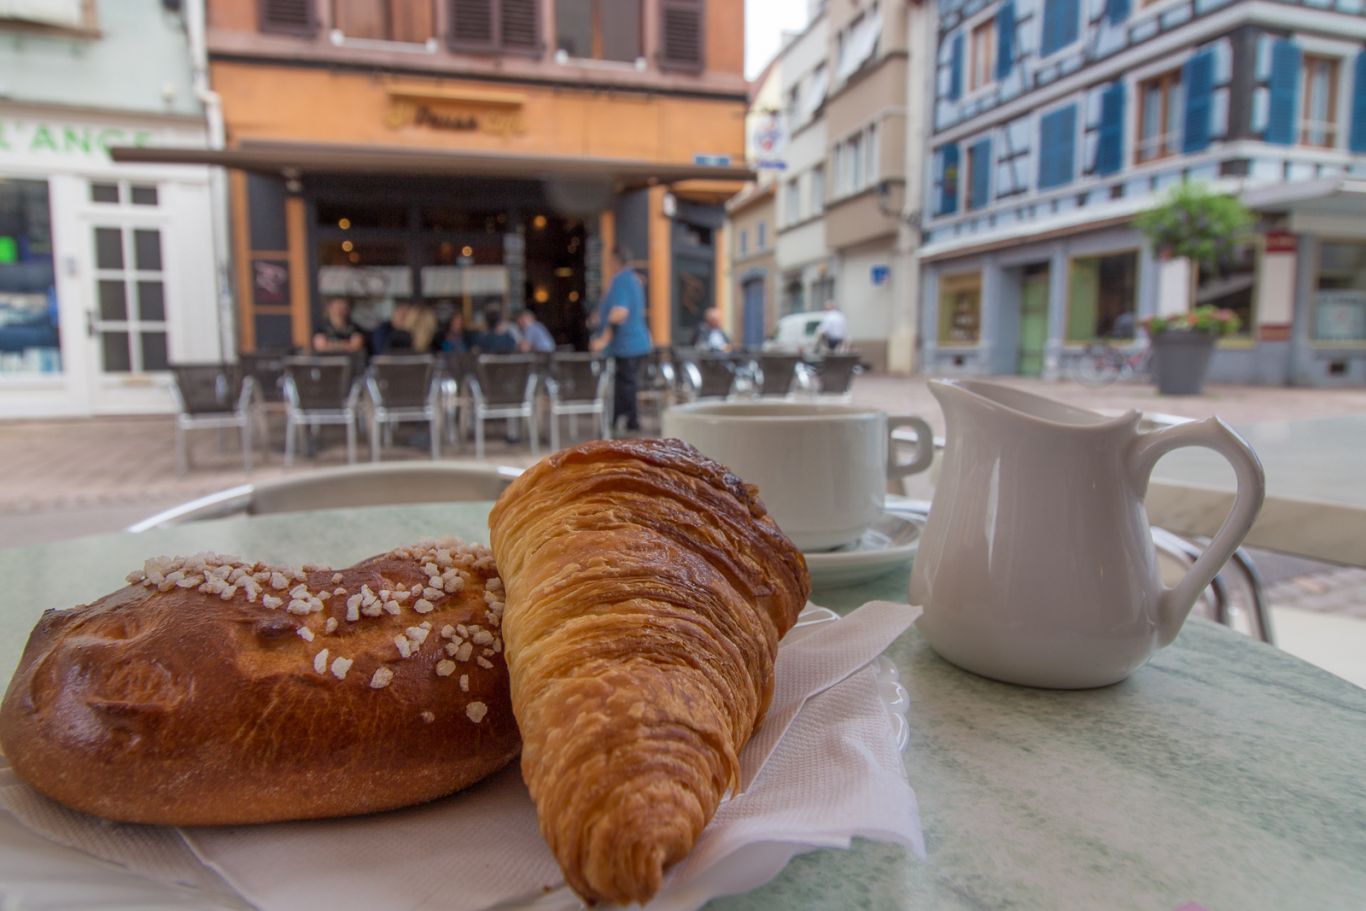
108 141 753 189
1241 177 1366 216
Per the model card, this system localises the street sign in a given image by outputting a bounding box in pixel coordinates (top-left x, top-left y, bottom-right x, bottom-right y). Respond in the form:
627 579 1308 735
871 265 890 286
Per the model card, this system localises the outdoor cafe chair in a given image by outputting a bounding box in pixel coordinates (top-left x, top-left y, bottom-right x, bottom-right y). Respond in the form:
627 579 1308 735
754 353 805 398
467 354 540 460
239 350 290 453
282 355 361 466
365 355 440 461
544 352 612 449
170 363 255 476
126 462 523 531
680 352 738 400
637 348 677 426
802 353 863 400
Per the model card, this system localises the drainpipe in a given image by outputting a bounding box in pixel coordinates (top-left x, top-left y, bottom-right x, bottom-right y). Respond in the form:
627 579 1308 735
184 0 235 362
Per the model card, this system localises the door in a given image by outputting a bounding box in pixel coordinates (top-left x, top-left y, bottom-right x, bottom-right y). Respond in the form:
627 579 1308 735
742 277 765 348
1018 265 1049 376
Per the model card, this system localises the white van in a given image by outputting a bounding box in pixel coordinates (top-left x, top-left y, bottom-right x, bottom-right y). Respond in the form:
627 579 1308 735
761 312 826 355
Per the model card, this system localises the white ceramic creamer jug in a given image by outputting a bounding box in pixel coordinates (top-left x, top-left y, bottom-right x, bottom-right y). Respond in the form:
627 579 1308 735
910 380 1265 688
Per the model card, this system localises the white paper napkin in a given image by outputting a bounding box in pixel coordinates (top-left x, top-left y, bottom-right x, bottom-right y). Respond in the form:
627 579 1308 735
0 601 923 911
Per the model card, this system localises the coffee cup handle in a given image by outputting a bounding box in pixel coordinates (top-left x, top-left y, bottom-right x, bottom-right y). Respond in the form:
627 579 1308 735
886 416 935 480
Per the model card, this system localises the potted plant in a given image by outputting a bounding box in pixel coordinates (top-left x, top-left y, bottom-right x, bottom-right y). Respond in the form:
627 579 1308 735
1135 183 1253 395
1142 307 1243 395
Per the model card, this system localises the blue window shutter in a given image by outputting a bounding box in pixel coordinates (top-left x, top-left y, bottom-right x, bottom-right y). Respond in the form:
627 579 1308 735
968 138 992 209
1106 0 1130 25
1182 49 1216 153
996 2 1016 80
1350 50 1366 153
1265 39 1302 145
940 144 960 215
948 33 964 101
1038 105 1077 189
1042 0 1079 57
1096 82 1125 175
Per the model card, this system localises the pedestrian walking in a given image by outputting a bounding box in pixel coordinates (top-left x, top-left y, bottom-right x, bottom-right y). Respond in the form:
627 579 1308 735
590 246 651 432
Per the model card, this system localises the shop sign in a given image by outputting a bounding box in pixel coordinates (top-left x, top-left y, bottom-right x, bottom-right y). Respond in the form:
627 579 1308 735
751 113 785 171
0 117 153 160
386 101 526 137
1265 232 1297 255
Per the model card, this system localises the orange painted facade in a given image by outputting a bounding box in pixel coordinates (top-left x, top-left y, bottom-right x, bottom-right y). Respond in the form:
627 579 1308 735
208 0 747 351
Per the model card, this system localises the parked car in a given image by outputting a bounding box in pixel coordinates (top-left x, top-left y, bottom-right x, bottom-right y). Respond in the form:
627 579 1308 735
761 312 825 355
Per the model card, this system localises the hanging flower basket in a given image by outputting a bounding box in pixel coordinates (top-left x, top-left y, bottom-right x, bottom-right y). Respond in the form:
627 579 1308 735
1143 307 1241 395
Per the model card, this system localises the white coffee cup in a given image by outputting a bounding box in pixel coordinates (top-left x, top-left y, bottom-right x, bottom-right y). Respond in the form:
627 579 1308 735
662 401 933 552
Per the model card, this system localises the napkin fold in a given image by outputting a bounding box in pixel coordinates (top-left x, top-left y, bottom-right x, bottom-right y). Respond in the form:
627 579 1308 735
0 601 922 911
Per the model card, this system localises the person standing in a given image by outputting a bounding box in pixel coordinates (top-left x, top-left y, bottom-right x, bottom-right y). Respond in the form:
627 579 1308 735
515 308 556 353
590 246 651 432
816 299 848 353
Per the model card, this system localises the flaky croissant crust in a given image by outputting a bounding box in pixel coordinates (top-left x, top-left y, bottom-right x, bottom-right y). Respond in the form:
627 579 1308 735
488 438 810 905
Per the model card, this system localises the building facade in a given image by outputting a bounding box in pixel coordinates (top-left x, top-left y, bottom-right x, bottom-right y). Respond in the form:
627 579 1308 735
135 0 749 354
919 0 1366 385
0 0 222 417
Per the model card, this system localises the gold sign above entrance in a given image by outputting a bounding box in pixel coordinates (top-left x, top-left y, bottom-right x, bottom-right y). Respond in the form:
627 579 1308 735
384 83 528 137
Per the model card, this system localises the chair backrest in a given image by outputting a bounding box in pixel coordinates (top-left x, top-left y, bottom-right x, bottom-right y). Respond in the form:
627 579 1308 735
369 355 435 410
757 354 803 396
475 354 539 407
692 356 736 399
239 351 289 404
172 363 245 415
814 353 862 395
549 353 606 405
284 356 355 411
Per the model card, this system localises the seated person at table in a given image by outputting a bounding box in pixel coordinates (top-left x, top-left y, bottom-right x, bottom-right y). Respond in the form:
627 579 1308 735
472 308 520 354
373 302 439 355
693 308 731 352
442 311 470 354
515 308 556 354
312 297 365 355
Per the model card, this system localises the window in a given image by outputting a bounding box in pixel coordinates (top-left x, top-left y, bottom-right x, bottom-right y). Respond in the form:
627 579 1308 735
92 224 171 373
835 4 882 83
556 0 642 62
811 165 826 214
659 0 704 71
939 272 982 343
260 0 315 34
1313 241 1366 342
1197 243 1256 338
739 229 749 256
757 222 767 249
449 0 540 54
1137 70 1182 163
0 179 60 375
1067 251 1139 342
865 123 879 186
1301 55 1340 148
1040 0 1079 57
784 179 802 225
1037 104 1077 189
966 137 991 210
334 0 434 43
969 18 996 92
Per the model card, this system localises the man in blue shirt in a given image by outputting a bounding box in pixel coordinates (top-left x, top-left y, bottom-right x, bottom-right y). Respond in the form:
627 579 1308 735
515 308 556 353
591 246 652 433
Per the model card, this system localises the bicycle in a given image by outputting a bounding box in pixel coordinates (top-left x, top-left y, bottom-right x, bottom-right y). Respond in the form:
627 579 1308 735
1072 339 1151 386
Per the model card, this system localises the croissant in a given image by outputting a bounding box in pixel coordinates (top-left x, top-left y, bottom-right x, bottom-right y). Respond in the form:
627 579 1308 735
487 438 810 905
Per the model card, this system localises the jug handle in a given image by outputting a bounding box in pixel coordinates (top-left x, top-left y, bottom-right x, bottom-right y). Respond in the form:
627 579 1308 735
1127 418 1266 647
886 416 935 480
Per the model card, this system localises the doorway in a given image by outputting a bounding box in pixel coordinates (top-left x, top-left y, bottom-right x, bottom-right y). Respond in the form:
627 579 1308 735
1018 263 1049 376
741 276 765 347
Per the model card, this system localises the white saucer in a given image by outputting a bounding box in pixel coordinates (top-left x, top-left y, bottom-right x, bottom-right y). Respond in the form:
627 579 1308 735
801 510 924 588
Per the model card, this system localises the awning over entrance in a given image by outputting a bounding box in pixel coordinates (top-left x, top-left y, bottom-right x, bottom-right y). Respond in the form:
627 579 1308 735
108 141 754 191
1242 177 1366 217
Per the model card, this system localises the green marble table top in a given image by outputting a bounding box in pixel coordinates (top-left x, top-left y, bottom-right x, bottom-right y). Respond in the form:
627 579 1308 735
1 502 1363 911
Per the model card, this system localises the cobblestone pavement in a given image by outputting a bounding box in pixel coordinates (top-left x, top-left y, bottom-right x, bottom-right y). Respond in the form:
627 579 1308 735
1 375 1362 633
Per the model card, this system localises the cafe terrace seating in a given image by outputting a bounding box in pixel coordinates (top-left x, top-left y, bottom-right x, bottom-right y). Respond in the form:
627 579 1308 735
169 363 255 476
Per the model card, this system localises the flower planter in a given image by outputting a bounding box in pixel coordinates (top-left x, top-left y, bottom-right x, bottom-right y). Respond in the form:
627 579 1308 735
1150 331 1217 395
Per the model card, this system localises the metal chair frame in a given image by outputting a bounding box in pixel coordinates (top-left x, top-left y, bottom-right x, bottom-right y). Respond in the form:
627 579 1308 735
466 355 541 460
170 363 256 476
364 355 441 462
282 356 362 466
544 354 613 449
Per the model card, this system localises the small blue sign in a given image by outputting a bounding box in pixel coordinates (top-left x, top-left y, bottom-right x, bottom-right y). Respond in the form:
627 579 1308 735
871 265 891 286
693 154 733 167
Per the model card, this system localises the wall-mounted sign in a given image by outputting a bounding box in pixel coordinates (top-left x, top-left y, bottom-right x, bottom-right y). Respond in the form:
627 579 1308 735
1265 231 1297 255
252 259 290 307
751 112 786 171
0 118 153 160
386 100 527 137
693 153 733 167
871 265 890 286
